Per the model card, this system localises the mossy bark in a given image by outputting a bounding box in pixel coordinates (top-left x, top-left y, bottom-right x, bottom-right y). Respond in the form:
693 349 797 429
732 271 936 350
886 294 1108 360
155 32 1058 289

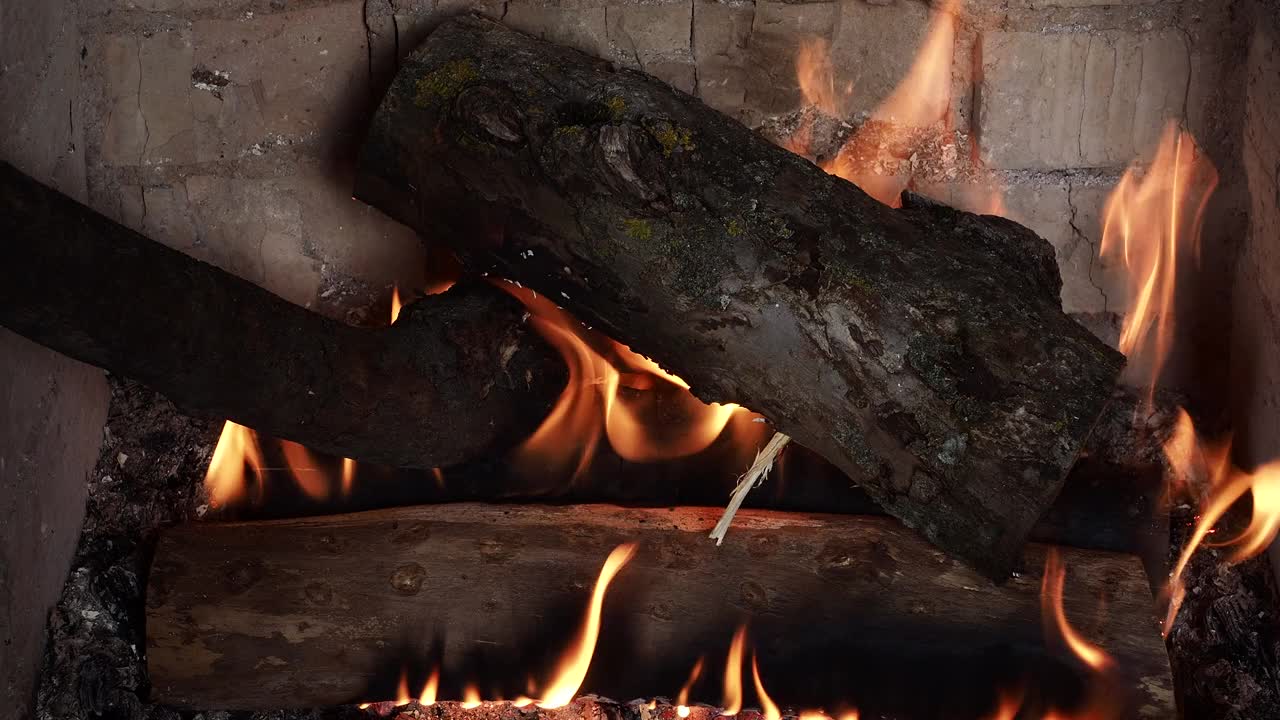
355 16 1125 578
0 162 562 469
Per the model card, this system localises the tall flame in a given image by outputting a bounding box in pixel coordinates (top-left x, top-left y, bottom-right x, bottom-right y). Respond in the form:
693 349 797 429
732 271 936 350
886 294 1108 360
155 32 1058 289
1040 549 1112 672
676 656 705 717
796 38 847 116
538 543 638 708
341 457 357 498
461 684 481 709
499 282 764 481
395 669 412 706
418 667 439 706
1100 122 1218 402
750 653 781 720
390 285 404 324
205 420 265 508
720 625 747 716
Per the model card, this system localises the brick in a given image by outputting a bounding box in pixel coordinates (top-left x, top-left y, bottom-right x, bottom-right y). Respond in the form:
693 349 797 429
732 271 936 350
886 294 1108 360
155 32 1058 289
190 1 368 159
139 31 196 165
827 0 935 121
99 35 147 165
504 3 609 58
692 0 754 116
977 30 1190 170
141 185 202 259
740 0 838 122
606 1 696 93
1011 0 1168 7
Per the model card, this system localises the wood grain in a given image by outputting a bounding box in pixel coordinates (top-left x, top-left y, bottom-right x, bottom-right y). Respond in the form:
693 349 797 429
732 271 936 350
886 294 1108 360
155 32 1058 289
147 505 1172 716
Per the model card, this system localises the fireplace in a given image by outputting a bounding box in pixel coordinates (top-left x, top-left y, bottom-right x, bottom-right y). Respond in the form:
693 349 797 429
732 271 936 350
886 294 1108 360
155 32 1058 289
3 1 1278 719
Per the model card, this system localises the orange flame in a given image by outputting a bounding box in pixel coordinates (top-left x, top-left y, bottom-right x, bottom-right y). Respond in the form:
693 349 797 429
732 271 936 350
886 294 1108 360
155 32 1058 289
720 625 747 715
796 38 848 117
390 285 404 324
341 457 357 498
395 668 412 706
418 667 439 706
750 653 781 720
677 656 705 716
816 0 961 206
462 684 482 709
1100 122 1218 402
1041 549 1112 672
984 688 1023 720
205 420 265 507
280 439 328 501
538 543 638 708
499 282 764 481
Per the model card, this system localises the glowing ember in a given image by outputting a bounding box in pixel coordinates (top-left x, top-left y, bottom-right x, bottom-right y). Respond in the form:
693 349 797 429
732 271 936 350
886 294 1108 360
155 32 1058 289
1041 549 1111 672
538 543 638 708
750 653 781 720
720 625 747 716
205 420 264 507
1099 122 1218 404
499 282 767 481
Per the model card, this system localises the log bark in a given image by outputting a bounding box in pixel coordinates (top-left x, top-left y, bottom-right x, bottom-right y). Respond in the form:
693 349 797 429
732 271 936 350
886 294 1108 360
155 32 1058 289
146 504 1172 717
0 161 562 469
353 15 1126 578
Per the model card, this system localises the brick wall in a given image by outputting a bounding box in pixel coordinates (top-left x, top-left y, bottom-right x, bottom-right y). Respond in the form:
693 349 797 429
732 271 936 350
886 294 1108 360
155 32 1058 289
73 0 1239 332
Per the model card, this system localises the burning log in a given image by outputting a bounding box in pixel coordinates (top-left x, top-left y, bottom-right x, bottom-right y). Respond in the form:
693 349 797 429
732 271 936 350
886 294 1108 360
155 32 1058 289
0 162 562 469
145 504 1173 716
354 16 1126 577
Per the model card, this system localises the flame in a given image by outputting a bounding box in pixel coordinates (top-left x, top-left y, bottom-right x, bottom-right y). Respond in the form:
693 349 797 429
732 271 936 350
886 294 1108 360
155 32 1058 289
677 656 705 715
813 0 960 206
462 684 481 709
499 282 765 481
205 420 265 507
750 653 781 720
1100 123 1218 402
418 667 439 706
390 285 404 324
796 38 847 116
395 669 412 705
538 543 638 708
341 457 357 498
720 626 747 715
280 439 329 501
985 689 1023 720
1041 549 1111 672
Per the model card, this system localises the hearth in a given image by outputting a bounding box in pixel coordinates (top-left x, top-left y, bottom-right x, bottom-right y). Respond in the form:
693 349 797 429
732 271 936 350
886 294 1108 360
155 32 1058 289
5 1 1280 720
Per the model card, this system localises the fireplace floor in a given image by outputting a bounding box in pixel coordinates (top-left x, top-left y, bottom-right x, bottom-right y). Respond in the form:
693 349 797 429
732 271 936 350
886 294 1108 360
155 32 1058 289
33 378 1280 720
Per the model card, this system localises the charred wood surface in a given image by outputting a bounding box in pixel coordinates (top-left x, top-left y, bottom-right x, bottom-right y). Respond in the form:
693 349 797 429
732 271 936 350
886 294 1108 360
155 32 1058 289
0 162 562 468
146 504 1172 716
354 16 1126 578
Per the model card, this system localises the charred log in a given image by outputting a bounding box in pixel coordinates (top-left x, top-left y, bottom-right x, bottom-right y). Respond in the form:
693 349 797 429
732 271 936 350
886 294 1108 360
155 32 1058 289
0 162 563 469
354 16 1126 577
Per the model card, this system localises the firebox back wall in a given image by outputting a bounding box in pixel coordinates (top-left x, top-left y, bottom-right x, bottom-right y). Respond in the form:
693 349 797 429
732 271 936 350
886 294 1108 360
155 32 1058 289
71 0 1243 337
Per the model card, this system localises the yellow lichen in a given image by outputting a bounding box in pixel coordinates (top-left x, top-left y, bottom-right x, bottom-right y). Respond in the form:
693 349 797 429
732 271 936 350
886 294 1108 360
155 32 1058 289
604 95 627 120
653 123 695 157
725 219 743 237
623 218 653 241
413 59 478 107
554 124 585 138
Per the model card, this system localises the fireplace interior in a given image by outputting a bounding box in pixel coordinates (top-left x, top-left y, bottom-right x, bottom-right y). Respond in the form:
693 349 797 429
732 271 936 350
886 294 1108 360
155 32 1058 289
3 1 1280 719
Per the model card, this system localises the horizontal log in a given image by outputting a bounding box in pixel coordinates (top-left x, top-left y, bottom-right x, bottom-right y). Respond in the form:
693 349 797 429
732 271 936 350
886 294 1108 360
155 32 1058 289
354 16 1126 577
146 504 1172 717
0 161 562 468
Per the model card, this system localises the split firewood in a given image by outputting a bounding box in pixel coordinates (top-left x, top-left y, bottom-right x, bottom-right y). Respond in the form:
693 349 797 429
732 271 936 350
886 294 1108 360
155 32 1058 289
354 16 1126 577
0 162 563 468
145 504 1173 716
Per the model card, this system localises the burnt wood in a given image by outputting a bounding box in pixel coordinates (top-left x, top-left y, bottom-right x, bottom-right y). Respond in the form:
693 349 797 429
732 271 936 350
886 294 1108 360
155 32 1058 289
354 16 1126 577
0 162 563 469
146 504 1172 716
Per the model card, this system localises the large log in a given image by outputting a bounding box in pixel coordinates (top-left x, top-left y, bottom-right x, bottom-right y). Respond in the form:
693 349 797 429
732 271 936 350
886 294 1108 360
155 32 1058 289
353 16 1126 577
146 504 1173 717
0 162 562 468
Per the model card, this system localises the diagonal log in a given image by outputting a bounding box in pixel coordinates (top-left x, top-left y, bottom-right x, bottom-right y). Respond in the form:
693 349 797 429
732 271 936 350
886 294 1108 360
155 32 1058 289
0 162 562 469
353 16 1126 578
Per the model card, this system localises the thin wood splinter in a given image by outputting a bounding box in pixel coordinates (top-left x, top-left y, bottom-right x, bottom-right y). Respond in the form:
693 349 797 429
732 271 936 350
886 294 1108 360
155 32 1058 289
710 432 792 545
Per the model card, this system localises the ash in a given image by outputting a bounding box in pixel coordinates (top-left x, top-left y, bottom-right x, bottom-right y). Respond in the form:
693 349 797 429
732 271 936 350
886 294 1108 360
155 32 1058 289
33 377 361 720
